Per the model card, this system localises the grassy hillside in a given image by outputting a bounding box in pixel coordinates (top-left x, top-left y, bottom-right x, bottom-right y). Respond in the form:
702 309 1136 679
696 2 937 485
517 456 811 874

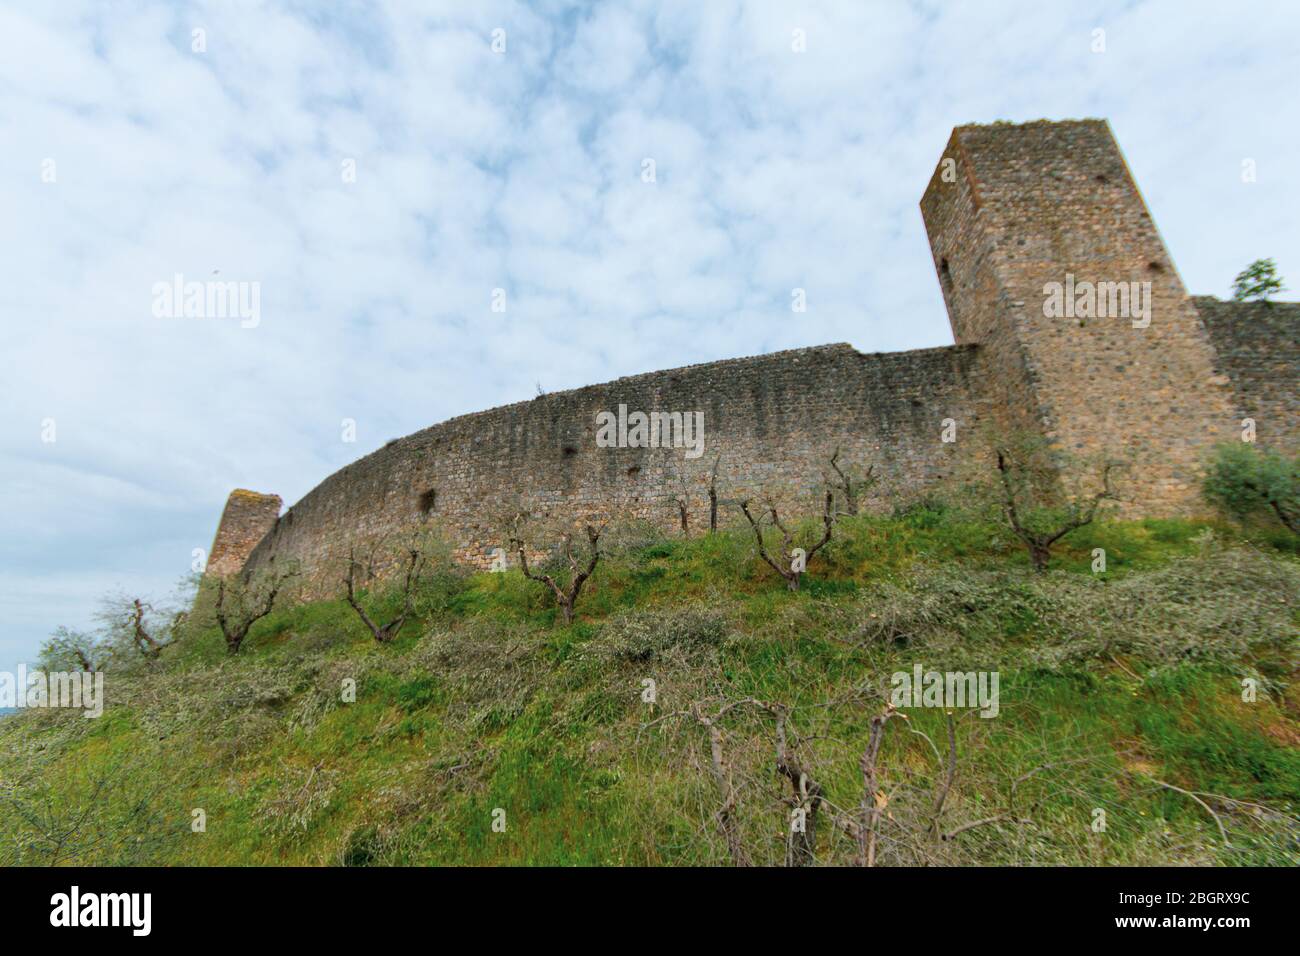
2 510 1298 866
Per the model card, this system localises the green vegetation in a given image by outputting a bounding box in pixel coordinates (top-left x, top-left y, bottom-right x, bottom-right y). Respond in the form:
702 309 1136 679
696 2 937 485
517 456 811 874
1231 257 1286 303
992 434 1122 573
2 507 1296 867
1204 443 1299 537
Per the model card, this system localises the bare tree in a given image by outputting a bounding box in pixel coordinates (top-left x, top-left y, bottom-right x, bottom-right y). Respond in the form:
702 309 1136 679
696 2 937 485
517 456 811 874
37 627 103 673
996 448 1121 573
690 701 750 866
649 696 830 867
510 515 605 625
650 686 1244 867
708 453 722 533
828 446 877 517
665 453 722 538
856 703 900 866
93 594 189 663
214 567 295 655
342 537 427 643
645 690 1104 867
764 700 826 867
125 598 180 659
738 491 834 591
669 461 691 537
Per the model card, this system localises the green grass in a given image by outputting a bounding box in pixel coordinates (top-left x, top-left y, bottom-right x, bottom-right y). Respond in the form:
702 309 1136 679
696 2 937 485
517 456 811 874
2 513 1296 867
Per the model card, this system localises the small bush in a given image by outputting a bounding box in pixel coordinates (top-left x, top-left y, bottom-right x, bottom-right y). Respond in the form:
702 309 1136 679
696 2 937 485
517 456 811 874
415 619 545 729
892 496 950 529
1203 443 1298 535
585 604 731 664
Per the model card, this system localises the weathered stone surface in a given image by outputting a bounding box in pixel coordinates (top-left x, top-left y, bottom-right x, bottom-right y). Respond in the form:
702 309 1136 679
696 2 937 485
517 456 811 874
922 119 1240 513
207 489 283 577
234 342 991 595
1195 297 1300 450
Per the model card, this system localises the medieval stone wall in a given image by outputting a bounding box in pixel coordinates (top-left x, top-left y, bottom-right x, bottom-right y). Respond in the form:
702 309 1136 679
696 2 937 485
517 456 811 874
1195 297 1300 452
236 342 991 595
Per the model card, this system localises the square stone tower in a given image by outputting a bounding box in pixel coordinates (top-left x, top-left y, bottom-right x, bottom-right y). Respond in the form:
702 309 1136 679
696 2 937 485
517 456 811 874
920 119 1236 512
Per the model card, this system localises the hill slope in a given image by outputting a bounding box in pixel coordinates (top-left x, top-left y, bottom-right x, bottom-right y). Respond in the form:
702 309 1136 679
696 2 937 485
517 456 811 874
2 513 1298 866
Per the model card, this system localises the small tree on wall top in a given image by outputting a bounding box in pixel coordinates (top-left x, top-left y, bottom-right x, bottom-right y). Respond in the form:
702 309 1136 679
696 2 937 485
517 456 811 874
1231 258 1286 303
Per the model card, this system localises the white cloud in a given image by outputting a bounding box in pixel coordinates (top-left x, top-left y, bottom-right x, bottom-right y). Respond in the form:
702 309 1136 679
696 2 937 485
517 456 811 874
1 0 1296 674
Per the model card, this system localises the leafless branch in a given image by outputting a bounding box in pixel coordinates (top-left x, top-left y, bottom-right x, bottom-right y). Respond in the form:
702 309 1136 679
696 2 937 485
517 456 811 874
214 566 296 654
829 446 877 517
510 515 605 625
708 453 722 533
343 541 425 643
996 448 1120 572
858 703 902 866
738 490 834 591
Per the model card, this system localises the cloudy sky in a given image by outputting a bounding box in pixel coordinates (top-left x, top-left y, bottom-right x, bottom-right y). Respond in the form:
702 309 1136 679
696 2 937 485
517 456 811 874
1 0 1297 675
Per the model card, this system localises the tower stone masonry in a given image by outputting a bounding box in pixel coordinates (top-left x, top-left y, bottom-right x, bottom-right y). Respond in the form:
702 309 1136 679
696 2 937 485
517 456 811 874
206 489 283 578
921 119 1238 512
204 119 1298 597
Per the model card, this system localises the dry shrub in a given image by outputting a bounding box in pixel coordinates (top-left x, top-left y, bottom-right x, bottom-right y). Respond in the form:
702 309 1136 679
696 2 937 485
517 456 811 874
414 618 545 730
1033 548 1298 671
841 549 1297 674
846 569 1042 645
583 603 731 665
258 760 339 843
564 603 734 715
285 657 358 730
